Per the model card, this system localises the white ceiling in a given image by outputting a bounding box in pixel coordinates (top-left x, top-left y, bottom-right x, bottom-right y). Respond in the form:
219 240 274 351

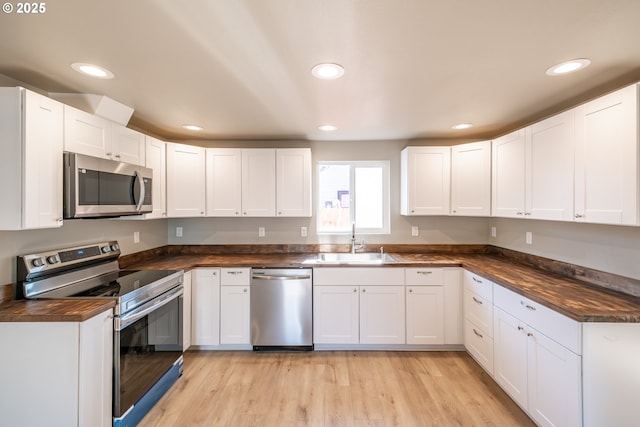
1 0 640 142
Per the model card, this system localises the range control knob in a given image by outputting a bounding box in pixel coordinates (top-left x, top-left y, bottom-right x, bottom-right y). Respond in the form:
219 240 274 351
110 244 120 252
46 255 60 265
31 257 45 268
101 246 112 253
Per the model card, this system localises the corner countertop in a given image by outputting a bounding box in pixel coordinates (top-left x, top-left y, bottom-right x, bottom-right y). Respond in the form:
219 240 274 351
2 248 640 323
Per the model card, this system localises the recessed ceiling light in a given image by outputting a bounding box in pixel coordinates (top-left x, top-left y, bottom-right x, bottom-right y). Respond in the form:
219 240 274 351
545 58 591 76
182 124 203 131
318 124 337 131
71 62 114 79
452 123 473 130
311 63 345 80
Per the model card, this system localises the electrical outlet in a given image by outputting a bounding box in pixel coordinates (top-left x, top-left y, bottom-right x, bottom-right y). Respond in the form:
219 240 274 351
411 226 419 236
133 231 140 244
258 227 265 237
526 231 533 244
491 226 497 238
301 226 308 237
176 226 183 237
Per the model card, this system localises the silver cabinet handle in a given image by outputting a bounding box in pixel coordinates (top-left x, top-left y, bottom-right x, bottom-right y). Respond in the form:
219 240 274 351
472 276 483 284
472 296 483 305
473 329 483 338
517 326 524 331
416 271 433 275
520 301 536 311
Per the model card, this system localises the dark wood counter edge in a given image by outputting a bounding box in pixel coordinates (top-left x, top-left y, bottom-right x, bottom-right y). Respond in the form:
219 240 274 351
0 299 115 322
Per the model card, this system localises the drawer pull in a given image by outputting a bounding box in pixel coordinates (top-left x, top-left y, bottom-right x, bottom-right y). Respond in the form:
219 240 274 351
472 296 483 305
527 332 534 337
227 271 244 275
472 276 483 284
416 271 433 275
472 328 484 338
520 301 537 311
517 326 524 331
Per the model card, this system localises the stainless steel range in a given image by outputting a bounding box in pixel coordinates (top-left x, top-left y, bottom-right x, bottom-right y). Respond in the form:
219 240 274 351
16 241 184 427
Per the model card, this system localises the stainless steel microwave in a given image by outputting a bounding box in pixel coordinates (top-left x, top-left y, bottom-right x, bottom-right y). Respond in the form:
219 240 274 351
63 152 152 219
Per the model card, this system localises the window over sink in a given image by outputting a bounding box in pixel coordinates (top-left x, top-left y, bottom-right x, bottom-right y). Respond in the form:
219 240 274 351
317 161 390 234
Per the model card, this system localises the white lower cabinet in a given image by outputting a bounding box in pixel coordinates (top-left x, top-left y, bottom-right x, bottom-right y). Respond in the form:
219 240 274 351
191 268 220 346
219 268 251 345
406 285 444 344
313 268 405 346
0 309 113 427
493 286 582 427
463 270 495 374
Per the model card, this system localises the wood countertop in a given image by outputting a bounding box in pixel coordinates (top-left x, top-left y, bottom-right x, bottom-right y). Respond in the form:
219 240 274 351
0 299 115 322
2 245 640 323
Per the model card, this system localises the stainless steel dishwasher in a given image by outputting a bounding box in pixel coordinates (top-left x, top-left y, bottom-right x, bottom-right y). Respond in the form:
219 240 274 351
250 268 313 350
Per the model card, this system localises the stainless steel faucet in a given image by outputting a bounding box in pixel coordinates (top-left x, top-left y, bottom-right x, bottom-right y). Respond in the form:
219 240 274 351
350 222 364 253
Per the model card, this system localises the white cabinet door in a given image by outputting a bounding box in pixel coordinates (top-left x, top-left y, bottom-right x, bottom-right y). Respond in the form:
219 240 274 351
191 268 220 346
406 286 444 344
313 285 359 344
527 327 582 427
276 148 312 217
111 124 145 165
492 129 526 218
206 148 242 216
401 146 451 215
526 110 575 221
575 83 639 225
144 136 167 219
451 141 492 216
493 307 528 409
63 104 111 159
241 149 276 216
182 270 192 350
220 285 251 344
0 87 64 230
360 285 405 344
166 142 206 217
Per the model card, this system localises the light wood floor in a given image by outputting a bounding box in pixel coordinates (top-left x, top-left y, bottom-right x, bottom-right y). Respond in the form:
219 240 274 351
139 350 535 427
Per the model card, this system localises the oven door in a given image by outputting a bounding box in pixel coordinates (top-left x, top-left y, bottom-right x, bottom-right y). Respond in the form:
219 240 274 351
113 285 183 423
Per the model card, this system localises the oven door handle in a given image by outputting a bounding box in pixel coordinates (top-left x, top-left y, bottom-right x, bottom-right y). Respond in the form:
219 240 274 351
115 286 183 331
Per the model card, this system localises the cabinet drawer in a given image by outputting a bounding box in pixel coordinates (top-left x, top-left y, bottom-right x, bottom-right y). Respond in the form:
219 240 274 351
313 267 404 286
464 289 493 337
405 268 444 285
494 285 581 355
464 318 494 375
463 270 493 301
221 268 250 286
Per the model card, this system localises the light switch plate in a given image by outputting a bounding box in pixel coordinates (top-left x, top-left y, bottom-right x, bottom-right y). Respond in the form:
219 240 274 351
258 227 265 237
301 226 308 237
133 231 140 244
176 226 183 237
526 231 533 244
411 226 419 236
491 226 497 238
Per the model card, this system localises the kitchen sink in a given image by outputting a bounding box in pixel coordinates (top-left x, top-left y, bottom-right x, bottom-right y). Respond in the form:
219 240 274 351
303 252 398 264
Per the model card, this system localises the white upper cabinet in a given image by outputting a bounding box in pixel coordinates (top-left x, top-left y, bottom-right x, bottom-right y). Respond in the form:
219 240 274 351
574 83 639 225
0 87 64 230
526 109 575 221
206 147 311 217
451 141 491 216
276 148 312 217
166 142 206 217
492 129 526 218
401 146 451 215
63 104 145 166
206 148 242 217
242 149 276 217
144 136 167 219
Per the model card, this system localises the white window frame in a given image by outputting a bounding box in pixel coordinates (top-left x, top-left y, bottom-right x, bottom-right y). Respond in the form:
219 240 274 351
316 160 391 235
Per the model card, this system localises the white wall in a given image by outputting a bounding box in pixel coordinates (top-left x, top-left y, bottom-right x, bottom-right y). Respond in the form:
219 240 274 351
490 217 640 280
0 218 167 284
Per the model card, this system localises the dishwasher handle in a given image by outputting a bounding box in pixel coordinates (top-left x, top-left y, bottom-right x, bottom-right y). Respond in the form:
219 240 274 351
252 274 311 281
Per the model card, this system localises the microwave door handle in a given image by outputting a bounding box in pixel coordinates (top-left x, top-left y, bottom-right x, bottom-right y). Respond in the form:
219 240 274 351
134 170 145 212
